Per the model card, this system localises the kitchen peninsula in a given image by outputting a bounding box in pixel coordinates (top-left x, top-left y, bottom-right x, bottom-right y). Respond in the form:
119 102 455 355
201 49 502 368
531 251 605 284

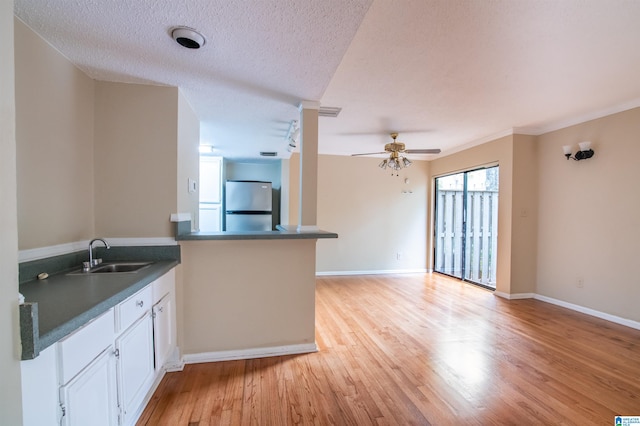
174 221 337 362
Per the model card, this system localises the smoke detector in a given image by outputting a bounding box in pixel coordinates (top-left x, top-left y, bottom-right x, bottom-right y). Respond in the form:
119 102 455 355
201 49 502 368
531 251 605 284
171 27 206 49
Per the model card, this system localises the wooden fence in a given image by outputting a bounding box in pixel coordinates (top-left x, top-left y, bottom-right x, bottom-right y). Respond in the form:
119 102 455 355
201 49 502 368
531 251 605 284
434 189 498 287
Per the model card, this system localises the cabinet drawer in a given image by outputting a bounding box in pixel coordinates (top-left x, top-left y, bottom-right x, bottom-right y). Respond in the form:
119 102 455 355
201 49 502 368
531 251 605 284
117 286 152 333
58 308 114 385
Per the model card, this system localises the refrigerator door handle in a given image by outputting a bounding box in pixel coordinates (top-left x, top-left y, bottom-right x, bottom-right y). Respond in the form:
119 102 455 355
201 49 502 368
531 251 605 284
226 210 271 215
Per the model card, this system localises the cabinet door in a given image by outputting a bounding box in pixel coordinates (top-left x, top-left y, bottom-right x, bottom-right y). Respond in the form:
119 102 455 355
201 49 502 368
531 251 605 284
60 346 118 426
116 312 154 425
153 294 173 371
21 345 59 426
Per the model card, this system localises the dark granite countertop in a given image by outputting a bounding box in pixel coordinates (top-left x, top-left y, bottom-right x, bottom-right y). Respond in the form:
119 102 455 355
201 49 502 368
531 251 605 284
19 246 180 360
176 227 338 241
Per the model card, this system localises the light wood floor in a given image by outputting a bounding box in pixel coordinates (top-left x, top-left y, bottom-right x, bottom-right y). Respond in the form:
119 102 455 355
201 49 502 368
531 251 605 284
137 273 640 425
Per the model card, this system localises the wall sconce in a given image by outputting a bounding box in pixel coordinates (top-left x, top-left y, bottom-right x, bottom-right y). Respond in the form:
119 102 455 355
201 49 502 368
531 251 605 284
563 141 594 161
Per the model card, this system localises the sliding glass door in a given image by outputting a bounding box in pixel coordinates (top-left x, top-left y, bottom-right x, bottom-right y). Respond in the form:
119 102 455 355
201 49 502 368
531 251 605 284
434 173 465 278
434 167 499 288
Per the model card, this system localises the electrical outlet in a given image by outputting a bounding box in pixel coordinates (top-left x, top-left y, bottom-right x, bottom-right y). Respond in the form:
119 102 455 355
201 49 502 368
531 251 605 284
396 251 403 260
576 277 584 288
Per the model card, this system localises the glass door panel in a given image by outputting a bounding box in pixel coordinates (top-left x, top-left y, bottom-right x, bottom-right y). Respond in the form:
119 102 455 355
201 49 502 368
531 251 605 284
434 167 499 289
434 173 465 278
463 168 499 287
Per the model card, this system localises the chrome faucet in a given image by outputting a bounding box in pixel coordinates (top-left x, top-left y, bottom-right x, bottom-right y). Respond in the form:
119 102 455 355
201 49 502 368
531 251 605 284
84 238 111 271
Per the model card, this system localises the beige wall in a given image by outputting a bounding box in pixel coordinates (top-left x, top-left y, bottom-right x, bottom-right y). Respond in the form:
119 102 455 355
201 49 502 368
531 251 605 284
1 2 24 423
281 153 300 226
430 136 515 294
15 22 192 245
536 107 640 321
299 108 319 227
15 18 95 250
280 156 291 225
177 90 200 230
511 134 538 294
179 240 317 354
94 82 179 238
316 154 430 273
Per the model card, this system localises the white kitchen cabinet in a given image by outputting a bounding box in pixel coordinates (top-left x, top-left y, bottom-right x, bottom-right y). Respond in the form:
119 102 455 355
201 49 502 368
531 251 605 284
59 346 118 426
152 293 173 370
21 345 59 426
22 309 115 426
57 309 116 426
152 268 177 372
20 268 177 426
116 299 155 425
116 285 152 334
58 308 115 384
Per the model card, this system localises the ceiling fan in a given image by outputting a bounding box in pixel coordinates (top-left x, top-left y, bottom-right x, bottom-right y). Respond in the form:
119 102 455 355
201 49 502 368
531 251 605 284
351 133 441 174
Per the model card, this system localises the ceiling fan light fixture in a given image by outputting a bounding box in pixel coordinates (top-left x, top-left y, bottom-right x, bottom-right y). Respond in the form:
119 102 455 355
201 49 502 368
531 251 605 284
352 133 439 175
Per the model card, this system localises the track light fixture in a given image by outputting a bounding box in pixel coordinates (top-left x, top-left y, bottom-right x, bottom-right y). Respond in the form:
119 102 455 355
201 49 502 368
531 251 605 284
286 120 300 152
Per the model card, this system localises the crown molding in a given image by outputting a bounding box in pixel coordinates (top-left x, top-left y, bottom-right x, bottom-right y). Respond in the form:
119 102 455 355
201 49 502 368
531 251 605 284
298 100 320 110
532 97 640 136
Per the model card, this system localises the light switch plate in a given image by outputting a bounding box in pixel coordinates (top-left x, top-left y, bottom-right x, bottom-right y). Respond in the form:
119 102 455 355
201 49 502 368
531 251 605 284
188 178 197 193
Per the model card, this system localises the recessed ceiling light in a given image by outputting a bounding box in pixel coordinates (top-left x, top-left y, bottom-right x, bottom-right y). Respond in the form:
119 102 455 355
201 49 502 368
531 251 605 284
171 27 205 49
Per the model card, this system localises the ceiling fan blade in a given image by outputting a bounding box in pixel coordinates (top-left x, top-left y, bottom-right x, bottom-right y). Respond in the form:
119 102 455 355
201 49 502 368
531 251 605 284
351 152 387 156
405 148 441 154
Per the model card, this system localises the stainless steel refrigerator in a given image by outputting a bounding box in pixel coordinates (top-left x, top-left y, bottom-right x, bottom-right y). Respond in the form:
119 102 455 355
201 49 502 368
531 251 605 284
225 180 273 231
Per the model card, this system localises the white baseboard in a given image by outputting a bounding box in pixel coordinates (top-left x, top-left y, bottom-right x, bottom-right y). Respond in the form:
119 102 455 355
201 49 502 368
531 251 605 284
19 241 89 263
130 370 167 426
163 347 185 372
19 237 177 262
493 291 640 330
494 291 535 300
182 343 318 364
130 348 185 425
164 361 185 372
534 294 640 331
316 268 428 276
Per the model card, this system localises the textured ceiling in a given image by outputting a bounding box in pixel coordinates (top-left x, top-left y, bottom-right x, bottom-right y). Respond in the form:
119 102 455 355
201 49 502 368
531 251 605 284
320 0 640 156
14 0 640 159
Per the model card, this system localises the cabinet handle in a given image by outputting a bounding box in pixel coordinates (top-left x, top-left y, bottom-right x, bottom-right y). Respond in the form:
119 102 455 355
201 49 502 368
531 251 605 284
114 348 120 358
136 300 144 308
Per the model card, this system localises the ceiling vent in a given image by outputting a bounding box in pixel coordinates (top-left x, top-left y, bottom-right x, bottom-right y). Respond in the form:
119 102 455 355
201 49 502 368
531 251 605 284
318 106 342 118
259 151 278 157
171 27 206 49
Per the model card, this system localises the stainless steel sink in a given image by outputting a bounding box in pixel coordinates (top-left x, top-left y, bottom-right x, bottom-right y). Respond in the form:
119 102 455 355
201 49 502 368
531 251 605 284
90 262 152 273
69 262 152 275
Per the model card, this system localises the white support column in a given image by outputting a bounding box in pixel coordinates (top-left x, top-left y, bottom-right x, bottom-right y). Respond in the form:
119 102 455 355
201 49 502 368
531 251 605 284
297 101 320 232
